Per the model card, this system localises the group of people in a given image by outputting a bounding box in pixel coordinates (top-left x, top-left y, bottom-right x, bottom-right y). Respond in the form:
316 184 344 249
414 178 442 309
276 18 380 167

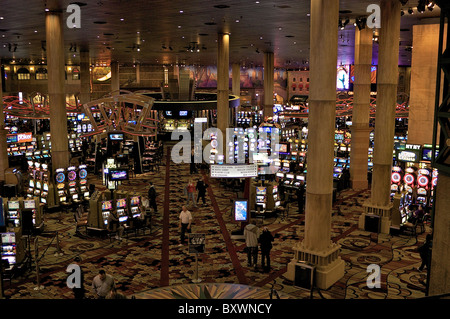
70 258 126 299
244 223 275 273
184 178 209 208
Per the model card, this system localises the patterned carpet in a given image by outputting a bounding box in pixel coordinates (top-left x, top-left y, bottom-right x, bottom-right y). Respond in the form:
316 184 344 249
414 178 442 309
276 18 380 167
2 144 431 299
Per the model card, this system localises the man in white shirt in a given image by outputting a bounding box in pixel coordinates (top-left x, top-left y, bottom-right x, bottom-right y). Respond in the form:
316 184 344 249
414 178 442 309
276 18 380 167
179 206 192 246
92 269 115 299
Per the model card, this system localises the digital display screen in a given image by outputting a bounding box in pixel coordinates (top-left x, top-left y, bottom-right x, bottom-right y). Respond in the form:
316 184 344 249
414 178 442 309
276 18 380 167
116 198 127 208
256 187 267 195
130 196 140 206
8 201 20 210
234 200 248 222
179 111 188 116
109 133 124 141
275 143 288 153
109 169 129 181
1 232 15 244
23 200 35 209
102 201 112 211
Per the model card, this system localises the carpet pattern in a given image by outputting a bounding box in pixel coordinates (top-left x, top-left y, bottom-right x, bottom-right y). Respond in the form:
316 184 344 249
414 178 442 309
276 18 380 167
2 145 431 299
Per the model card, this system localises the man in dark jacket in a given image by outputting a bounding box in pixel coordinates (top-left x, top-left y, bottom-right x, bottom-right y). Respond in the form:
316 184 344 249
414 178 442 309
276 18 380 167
148 182 157 213
259 227 274 272
196 178 209 206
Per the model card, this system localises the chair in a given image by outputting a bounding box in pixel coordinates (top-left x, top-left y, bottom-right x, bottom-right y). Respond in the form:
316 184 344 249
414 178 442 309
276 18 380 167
402 219 418 237
74 211 88 234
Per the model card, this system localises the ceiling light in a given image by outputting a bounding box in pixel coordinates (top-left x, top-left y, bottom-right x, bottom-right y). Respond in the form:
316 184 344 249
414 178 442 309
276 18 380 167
179 10 184 13
0 17 4 19
120 18 124 21
408 7 414 14
417 0 426 13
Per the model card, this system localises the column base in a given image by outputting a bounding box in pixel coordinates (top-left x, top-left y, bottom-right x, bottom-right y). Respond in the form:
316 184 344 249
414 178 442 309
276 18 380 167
359 201 393 234
285 242 345 290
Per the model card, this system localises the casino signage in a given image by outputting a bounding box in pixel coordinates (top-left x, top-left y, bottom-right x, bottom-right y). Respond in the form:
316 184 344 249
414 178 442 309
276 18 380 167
396 144 421 163
7 132 33 143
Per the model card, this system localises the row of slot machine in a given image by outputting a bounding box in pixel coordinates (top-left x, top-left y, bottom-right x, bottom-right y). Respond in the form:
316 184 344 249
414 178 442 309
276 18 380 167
236 110 263 127
54 165 89 206
88 193 142 229
390 166 438 207
333 157 350 180
251 182 280 213
1 197 43 231
26 161 53 206
276 171 306 191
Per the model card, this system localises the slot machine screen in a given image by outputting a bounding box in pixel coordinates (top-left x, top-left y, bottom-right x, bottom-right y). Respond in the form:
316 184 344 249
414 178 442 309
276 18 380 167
119 216 128 223
130 196 140 206
275 201 281 208
417 188 427 196
23 200 35 209
8 201 20 210
83 191 90 198
72 194 79 200
286 174 294 180
60 197 67 202
256 187 267 195
102 201 112 211
276 172 284 178
116 198 127 208
1 232 15 244
43 183 49 191
109 169 129 181
272 185 278 194
29 180 34 188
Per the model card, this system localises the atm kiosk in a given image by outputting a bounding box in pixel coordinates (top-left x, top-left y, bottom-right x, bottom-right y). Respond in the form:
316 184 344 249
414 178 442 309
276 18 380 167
416 169 430 205
6 199 21 228
78 164 90 200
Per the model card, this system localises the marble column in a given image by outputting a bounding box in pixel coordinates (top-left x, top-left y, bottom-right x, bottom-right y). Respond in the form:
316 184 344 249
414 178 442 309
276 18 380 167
286 0 344 290
46 9 69 170
232 63 240 98
217 33 230 157
79 50 90 105
263 51 274 119
408 24 440 145
367 0 401 213
111 61 120 93
350 27 373 190
0 61 8 182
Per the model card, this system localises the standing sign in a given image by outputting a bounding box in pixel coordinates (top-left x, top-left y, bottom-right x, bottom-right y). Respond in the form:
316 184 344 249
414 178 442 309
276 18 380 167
210 164 258 178
188 233 206 254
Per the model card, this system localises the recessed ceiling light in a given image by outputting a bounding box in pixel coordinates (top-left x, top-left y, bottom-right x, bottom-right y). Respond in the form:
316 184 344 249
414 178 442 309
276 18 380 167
0 16 4 19
120 18 124 21
34 30 38 33
179 10 184 13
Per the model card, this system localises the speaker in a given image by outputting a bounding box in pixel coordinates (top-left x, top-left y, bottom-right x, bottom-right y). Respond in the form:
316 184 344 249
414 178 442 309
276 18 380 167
22 210 34 235
365 214 380 233
294 262 315 290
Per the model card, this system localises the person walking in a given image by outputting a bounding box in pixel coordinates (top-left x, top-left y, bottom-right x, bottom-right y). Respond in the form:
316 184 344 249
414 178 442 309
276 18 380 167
296 182 305 214
92 269 116 299
244 223 260 269
259 227 274 272
186 179 197 207
196 178 209 206
71 256 85 299
418 234 433 272
179 206 193 246
148 182 158 213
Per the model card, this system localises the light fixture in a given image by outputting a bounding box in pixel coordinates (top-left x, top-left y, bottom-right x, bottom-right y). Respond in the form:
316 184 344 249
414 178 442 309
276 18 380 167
427 1 435 11
408 7 414 14
417 0 426 13
355 17 366 30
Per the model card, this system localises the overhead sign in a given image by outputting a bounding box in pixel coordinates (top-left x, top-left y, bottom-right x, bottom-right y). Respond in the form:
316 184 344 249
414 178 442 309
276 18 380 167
7 132 33 144
210 164 258 178
188 233 206 254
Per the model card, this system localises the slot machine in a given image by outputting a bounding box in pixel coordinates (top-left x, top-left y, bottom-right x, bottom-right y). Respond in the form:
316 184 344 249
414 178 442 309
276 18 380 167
416 169 431 205
294 175 305 188
333 167 343 179
40 163 49 204
6 200 21 228
430 169 438 207
22 198 42 232
130 196 141 218
391 166 402 198
67 166 80 204
34 181 42 197
272 185 278 206
284 173 295 187
78 164 89 200
55 168 68 205
1 232 17 270
101 200 113 228
116 198 128 224
255 186 267 211
282 160 290 172
403 167 416 204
